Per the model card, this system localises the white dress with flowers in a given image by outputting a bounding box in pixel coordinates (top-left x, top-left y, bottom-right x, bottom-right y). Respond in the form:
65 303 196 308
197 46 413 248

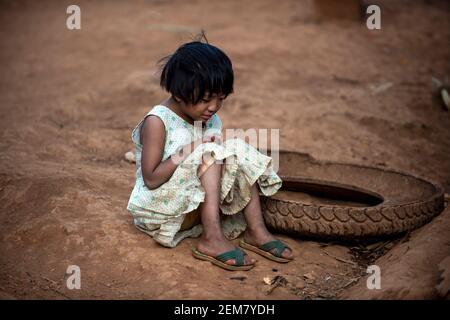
127 105 282 247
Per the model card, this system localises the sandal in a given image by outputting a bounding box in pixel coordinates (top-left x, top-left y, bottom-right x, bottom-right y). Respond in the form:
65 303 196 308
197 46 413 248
192 247 255 271
240 239 293 263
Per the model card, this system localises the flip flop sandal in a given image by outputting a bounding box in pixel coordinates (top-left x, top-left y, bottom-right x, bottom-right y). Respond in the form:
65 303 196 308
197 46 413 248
240 239 293 263
191 247 255 271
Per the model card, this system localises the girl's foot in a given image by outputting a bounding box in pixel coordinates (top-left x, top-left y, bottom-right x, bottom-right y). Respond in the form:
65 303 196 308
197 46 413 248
243 228 293 260
197 235 255 267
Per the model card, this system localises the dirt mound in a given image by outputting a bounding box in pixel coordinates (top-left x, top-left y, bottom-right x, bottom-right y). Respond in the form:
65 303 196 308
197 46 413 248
341 206 450 299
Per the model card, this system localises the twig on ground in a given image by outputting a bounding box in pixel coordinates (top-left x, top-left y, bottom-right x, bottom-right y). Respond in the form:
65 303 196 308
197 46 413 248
322 250 357 266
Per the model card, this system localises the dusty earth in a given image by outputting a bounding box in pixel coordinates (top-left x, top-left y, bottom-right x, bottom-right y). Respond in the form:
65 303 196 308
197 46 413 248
0 0 449 299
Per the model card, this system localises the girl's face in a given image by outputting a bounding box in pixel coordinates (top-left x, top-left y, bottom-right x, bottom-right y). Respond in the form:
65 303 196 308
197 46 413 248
180 94 226 123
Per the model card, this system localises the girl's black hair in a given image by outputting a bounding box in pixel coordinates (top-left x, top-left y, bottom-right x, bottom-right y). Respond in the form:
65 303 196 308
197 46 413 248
159 36 234 105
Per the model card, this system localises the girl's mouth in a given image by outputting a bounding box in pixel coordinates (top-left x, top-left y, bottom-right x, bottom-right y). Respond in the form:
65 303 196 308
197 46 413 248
201 114 213 120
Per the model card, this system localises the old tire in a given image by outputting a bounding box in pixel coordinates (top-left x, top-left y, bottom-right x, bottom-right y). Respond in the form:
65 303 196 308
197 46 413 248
260 150 445 240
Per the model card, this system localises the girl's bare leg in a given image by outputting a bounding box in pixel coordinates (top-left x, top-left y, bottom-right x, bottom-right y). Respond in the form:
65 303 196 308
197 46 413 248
243 183 293 259
196 160 255 266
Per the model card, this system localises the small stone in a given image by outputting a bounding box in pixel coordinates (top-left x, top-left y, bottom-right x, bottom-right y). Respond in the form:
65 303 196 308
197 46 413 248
62 222 78 235
263 276 274 285
124 151 136 163
303 271 318 280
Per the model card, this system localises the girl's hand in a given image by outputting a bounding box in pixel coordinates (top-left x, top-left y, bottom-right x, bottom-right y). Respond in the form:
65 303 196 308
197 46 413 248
203 133 223 145
171 134 223 164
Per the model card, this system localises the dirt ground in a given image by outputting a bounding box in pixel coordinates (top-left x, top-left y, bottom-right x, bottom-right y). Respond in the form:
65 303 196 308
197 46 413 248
0 0 449 299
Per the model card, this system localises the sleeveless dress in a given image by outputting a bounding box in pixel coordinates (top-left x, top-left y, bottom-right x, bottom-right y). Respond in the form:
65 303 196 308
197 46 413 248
127 105 283 247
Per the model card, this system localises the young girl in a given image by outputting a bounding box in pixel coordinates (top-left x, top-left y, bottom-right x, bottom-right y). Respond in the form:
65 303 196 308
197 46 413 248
127 39 293 271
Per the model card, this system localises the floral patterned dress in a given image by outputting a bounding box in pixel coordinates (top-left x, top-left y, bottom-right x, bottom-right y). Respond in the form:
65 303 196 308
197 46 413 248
127 105 282 247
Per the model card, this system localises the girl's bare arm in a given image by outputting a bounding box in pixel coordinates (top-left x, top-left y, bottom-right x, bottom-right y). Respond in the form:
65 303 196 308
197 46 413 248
140 116 216 190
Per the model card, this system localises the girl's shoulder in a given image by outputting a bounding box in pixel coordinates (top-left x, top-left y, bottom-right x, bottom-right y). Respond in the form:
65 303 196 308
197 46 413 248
147 104 189 126
143 104 180 131
146 104 169 119
131 105 168 147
